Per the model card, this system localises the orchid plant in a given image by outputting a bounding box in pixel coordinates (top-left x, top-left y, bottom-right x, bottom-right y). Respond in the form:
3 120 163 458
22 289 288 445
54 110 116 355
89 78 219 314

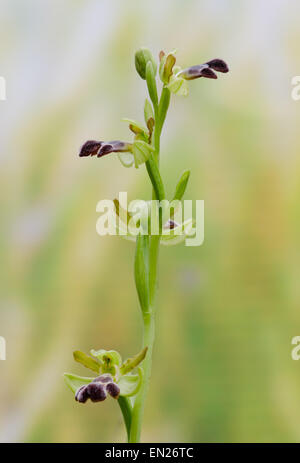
64 48 229 443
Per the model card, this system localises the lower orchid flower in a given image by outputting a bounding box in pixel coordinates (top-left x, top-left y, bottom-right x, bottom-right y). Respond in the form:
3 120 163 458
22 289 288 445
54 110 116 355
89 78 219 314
64 347 147 403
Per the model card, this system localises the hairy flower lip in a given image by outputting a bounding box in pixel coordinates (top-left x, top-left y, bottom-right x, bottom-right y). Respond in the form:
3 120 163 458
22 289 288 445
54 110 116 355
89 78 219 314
75 373 121 403
106 382 120 399
98 141 132 157
88 382 107 402
178 58 229 81
79 140 103 157
206 58 229 73
75 385 89 403
79 140 133 158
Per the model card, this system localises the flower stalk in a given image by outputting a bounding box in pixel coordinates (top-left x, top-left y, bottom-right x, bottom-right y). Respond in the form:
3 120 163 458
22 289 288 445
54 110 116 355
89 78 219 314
64 47 229 443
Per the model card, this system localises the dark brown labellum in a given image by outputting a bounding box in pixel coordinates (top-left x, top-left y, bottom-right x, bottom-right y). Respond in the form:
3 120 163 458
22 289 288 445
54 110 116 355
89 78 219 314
79 140 102 157
98 143 114 157
200 67 218 79
75 385 89 403
206 59 229 73
106 382 120 399
87 382 107 402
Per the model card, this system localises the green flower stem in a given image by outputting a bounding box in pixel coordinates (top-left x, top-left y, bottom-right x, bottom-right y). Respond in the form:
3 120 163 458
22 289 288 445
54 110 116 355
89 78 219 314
129 85 168 443
145 156 165 202
118 396 132 441
129 310 155 443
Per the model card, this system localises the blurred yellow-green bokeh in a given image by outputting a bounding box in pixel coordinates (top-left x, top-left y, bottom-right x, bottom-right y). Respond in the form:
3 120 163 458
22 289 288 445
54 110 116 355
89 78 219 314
1 0 300 442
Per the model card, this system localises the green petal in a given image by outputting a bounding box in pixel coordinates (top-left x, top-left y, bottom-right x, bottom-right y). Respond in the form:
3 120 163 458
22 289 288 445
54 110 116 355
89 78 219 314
120 346 148 375
122 118 148 136
167 75 189 97
63 373 94 394
118 368 143 397
73 350 100 373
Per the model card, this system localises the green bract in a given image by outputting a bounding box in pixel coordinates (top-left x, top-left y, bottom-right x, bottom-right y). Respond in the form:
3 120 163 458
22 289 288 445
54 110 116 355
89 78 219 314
144 98 154 125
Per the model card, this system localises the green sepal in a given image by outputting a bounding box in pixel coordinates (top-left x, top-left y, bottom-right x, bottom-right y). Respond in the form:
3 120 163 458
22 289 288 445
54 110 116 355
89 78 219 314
73 350 101 373
122 118 148 137
167 68 189 96
120 346 148 375
146 61 158 106
173 170 190 202
118 368 143 397
132 140 154 168
118 152 134 168
64 373 94 394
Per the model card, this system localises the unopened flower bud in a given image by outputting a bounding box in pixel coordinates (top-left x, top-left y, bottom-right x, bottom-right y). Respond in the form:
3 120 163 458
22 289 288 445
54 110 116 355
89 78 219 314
135 47 157 80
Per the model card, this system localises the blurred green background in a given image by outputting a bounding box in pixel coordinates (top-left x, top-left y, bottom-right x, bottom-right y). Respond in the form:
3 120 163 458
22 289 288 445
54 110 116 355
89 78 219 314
1 0 300 443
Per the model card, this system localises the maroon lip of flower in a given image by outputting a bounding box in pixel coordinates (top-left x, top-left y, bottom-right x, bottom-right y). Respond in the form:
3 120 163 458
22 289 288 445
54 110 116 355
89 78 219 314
179 59 229 80
79 140 132 158
75 374 121 404
205 59 229 73
75 385 89 403
79 140 103 157
106 382 120 399
87 382 107 402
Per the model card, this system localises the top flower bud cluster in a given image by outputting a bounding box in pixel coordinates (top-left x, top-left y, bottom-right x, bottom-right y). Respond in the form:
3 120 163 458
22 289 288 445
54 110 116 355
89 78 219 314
135 47 229 96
